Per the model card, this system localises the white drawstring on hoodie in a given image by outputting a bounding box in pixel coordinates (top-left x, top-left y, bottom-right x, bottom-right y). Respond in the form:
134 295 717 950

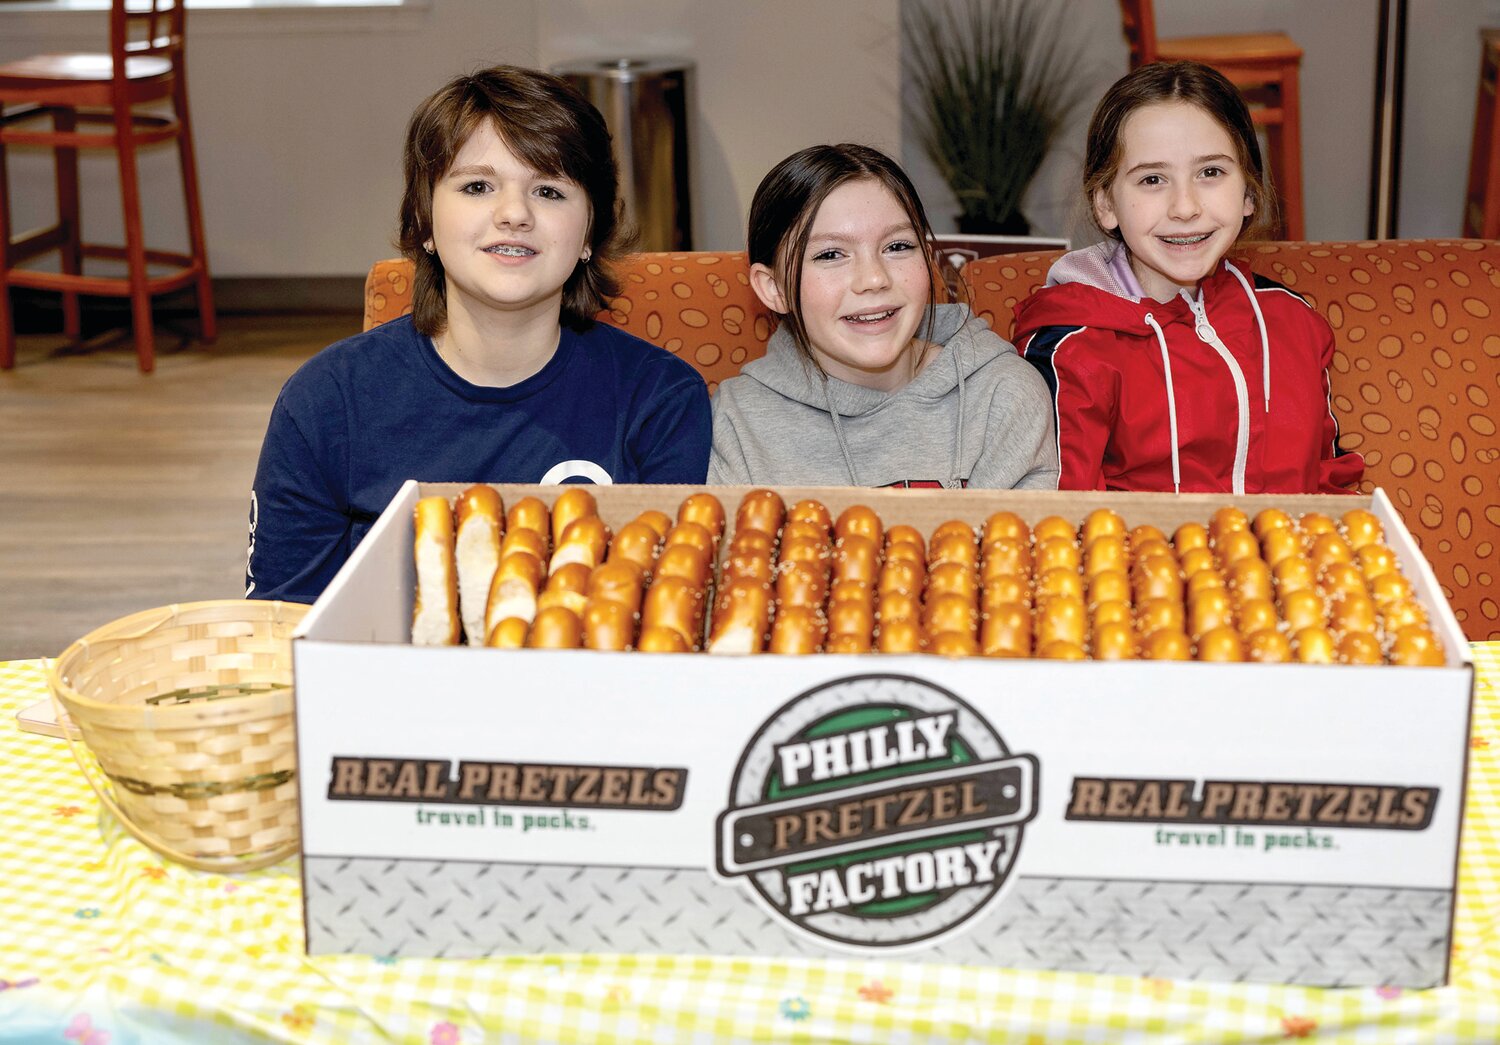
1142 313 1182 494
1224 261 1272 411
820 330 969 489
823 382 863 485
1139 264 1271 496
952 351 967 489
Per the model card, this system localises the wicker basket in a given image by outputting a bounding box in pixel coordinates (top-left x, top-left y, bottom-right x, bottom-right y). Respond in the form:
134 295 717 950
47 600 308 872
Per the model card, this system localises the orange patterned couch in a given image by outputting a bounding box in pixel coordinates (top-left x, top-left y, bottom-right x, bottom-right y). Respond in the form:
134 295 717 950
363 242 1500 640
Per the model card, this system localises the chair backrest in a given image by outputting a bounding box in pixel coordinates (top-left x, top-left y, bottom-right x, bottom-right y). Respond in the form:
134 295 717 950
364 252 776 394
113 0 185 67
1117 0 1159 67
964 240 1500 642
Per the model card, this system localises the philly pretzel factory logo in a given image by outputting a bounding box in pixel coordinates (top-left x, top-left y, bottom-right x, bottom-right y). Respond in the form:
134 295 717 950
714 675 1038 950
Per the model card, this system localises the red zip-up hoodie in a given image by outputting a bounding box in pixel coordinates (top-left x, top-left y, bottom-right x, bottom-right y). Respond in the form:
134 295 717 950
1012 244 1363 494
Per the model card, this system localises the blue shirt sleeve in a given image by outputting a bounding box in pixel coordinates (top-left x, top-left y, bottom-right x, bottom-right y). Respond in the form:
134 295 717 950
629 370 712 483
245 386 353 604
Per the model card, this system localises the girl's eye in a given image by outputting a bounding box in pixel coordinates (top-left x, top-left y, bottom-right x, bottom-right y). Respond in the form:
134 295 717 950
460 181 490 196
811 248 844 262
1139 174 1164 187
885 240 917 254
535 185 566 201
1201 166 1225 179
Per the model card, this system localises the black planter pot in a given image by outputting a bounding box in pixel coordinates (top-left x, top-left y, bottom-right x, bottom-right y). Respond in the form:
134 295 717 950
956 212 1030 236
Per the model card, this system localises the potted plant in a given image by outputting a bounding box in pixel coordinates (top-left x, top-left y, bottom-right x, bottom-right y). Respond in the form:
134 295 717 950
906 0 1090 235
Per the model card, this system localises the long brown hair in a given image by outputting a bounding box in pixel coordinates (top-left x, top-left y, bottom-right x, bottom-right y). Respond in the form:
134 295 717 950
747 143 939 370
1083 60 1277 242
398 66 626 334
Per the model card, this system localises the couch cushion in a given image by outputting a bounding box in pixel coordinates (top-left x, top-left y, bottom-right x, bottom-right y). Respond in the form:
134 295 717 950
603 252 775 394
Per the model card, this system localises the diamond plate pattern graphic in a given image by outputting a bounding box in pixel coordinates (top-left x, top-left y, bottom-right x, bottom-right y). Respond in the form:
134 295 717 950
305 859 1452 987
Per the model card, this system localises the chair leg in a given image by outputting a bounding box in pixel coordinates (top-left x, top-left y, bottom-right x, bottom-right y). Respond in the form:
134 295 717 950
115 123 155 373
1272 64 1305 240
1466 37 1500 237
0 136 14 370
1259 118 1284 234
173 79 215 345
53 106 83 341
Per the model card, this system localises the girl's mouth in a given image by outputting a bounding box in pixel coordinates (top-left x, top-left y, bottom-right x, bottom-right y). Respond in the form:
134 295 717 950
485 244 536 257
843 308 898 324
1159 233 1212 246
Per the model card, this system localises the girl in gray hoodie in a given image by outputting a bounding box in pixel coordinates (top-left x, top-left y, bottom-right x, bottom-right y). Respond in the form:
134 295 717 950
708 144 1058 490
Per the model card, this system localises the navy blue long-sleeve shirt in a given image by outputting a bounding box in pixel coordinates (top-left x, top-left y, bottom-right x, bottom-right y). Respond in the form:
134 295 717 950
246 315 710 603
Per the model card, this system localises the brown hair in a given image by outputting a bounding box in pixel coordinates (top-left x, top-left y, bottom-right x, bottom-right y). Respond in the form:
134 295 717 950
398 65 625 334
747 143 939 370
1083 61 1277 242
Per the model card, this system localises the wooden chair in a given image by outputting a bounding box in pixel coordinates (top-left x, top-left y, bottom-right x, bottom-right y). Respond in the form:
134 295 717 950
1118 0 1305 240
1463 30 1500 238
0 0 214 373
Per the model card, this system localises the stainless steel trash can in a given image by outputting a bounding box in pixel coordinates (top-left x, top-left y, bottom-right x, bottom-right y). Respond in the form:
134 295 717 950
555 58 694 252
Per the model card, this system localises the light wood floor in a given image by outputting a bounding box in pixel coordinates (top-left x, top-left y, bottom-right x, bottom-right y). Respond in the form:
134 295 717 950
0 314 357 660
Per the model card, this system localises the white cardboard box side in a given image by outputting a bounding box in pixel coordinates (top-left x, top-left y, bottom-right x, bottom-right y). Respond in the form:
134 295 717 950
291 484 1473 984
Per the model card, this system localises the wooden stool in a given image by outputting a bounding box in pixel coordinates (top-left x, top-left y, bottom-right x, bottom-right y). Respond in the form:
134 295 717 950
1118 0 1306 240
1464 30 1500 238
0 0 214 373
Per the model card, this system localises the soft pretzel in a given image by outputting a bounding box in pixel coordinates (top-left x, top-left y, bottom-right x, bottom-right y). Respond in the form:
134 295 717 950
411 496 460 646
454 485 504 646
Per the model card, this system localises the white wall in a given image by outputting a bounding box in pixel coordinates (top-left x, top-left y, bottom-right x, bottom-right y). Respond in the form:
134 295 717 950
534 0 902 252
0 1 542 277
2 0 1492 282
1402 0 1500 236
0 0 900 276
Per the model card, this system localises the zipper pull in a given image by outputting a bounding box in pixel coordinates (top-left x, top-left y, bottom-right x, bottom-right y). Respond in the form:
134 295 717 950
1187 297 1217 343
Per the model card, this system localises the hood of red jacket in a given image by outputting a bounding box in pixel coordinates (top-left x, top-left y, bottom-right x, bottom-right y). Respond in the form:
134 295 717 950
1013 243 1204 343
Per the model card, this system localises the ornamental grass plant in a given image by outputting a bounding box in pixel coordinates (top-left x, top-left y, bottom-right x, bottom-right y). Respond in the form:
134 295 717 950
906 0 1090 233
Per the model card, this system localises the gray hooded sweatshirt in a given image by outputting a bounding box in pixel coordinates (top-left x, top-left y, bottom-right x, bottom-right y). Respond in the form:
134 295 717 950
709 304 1059 489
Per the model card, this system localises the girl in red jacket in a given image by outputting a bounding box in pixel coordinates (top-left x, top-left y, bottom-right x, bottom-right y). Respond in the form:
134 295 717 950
1014 61 1362 494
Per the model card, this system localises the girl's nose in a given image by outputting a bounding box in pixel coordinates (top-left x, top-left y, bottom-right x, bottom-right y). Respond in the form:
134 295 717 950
492 186 533 229
853 252 891 291
1168 183 1201 221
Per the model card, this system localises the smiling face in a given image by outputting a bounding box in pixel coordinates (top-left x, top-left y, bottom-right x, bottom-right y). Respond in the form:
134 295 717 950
1094 101 1254 302
427 120 592 329
751 177 932 392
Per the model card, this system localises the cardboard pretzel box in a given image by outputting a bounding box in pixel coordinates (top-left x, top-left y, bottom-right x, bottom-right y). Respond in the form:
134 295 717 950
294 482 1474 988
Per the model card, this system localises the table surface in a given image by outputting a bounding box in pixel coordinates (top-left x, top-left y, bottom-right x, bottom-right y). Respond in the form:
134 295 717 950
2 650 1499 1044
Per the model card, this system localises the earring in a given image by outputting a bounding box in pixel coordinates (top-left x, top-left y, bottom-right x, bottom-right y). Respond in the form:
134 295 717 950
581 248 592 263
423 242 435 255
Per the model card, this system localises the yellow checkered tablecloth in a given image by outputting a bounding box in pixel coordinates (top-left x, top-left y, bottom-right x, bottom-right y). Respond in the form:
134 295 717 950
2 651 1498 1044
